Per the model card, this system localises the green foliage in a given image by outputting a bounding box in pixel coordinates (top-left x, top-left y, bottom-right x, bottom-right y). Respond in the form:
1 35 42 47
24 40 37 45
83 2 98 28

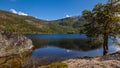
82 2 120 55
52 16 88 33
0 10 86 34
82 3 120 37
38 62 67 68
48 22 79 33
0 10 49 34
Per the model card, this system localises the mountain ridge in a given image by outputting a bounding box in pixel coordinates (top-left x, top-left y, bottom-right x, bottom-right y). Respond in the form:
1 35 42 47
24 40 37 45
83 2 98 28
0 10 87 34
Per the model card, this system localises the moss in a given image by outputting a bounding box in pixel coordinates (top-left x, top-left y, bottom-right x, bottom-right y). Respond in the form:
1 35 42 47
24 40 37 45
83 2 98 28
7 59 21 68
0 53 31 68
0 58 21 68
0 58 6 64
5 46 14 51
38 62 67 68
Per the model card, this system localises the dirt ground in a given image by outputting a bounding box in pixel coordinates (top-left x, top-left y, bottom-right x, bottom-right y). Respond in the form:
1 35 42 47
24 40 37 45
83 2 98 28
63 51 120 68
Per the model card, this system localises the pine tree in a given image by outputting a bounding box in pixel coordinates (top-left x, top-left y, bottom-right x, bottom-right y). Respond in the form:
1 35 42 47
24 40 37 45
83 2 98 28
82 1 120 55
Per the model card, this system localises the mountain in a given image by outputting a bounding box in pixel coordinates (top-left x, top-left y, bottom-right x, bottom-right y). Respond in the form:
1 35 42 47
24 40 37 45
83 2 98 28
0 10 51 34
0 10 87 34
52 16 87 33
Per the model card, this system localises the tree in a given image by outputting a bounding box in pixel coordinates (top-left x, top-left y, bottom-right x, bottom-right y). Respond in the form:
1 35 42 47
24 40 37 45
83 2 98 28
82 2 120 55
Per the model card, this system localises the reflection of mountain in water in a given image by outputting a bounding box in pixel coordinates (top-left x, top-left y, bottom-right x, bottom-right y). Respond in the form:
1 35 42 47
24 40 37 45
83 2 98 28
30 38 102 51
24 34 120 66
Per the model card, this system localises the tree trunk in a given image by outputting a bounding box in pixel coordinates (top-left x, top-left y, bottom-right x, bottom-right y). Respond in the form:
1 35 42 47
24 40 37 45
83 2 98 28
103 33 109 55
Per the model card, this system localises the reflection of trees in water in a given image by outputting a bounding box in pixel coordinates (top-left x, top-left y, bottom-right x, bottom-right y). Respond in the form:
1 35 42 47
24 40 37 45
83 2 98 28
31 38 102 51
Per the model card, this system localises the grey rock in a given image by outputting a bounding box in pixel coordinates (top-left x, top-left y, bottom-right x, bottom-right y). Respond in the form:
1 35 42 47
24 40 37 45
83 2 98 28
0 31 33 57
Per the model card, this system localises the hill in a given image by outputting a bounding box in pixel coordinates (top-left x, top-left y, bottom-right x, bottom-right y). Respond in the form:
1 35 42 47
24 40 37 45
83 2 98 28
0 10 50 34
0 10 87 34
52 16 87 33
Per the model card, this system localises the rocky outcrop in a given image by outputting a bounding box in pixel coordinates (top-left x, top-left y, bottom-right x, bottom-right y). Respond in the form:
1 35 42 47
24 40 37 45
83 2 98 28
63 51 120 68
0 31 33 57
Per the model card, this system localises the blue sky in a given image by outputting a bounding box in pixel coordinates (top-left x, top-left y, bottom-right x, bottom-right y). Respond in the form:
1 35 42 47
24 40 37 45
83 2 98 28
0 0 107 20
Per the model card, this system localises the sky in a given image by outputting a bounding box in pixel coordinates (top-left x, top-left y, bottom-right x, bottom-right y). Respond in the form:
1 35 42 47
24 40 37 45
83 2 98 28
0 0 107 20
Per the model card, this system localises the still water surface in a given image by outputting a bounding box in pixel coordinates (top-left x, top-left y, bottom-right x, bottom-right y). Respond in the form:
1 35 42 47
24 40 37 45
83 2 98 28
25 34 120 65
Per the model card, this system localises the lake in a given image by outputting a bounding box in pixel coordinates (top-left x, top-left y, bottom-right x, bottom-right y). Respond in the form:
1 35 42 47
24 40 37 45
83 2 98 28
25 34 120 65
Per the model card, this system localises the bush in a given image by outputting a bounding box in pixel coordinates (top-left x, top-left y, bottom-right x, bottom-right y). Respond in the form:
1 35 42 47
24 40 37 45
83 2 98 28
38 62 67 68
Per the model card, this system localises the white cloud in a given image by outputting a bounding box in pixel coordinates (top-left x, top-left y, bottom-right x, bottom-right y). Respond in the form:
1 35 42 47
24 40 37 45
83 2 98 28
65 14 70 17
35 16 38 18
10 9 28 16
18 11 28 16
10 9 17 14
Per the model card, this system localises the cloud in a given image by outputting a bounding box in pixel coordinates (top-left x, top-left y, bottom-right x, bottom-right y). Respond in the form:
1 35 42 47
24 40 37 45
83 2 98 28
10 9 28 16
18 11 28 16
10 9 17 14
65 14 70 17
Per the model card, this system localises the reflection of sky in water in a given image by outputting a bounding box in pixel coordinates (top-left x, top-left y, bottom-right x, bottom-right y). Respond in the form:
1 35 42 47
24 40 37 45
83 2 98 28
25 34 120 63
32 41 120 57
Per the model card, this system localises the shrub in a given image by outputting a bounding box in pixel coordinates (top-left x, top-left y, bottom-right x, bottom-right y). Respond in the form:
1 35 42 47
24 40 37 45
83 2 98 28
38 62 67 68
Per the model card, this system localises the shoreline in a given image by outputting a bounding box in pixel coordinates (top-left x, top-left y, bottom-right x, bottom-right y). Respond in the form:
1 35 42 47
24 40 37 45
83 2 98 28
62 51 120 68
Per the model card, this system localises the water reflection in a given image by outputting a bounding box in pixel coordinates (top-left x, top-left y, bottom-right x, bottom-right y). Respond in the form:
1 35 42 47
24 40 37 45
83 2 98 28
31 38 102 51
25 34 120 66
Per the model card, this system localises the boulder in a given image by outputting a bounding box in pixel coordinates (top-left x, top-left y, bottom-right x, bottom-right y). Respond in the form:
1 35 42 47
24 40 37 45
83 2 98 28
0 31 33 57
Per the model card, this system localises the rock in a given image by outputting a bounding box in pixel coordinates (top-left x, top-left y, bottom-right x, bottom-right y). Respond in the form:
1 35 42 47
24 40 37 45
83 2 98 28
0 31 33 57
63 51 120 68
